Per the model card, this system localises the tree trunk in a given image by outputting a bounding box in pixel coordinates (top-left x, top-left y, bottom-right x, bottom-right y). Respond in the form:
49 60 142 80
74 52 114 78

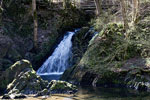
0 0 3 22
120 0 129 30
63 0 70 9
32 0 38 48
94 0 102 16
132 0 139 24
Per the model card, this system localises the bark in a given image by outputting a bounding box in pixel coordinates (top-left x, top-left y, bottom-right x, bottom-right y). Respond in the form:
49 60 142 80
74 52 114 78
63 0 70 9
94 0 102 16
120 0 129 30
0 0 2 23
32 0 38 48
132 0 139 24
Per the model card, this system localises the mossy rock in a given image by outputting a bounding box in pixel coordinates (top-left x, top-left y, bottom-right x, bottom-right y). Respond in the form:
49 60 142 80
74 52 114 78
2 60 49 95
0 59 32 91
36 88 50 97
48 80 77 94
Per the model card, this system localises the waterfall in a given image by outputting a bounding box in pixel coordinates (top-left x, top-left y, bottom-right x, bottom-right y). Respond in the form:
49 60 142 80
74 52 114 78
37 31 75 75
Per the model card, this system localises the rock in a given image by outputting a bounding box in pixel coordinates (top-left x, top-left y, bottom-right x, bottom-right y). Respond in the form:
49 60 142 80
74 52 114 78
6 66 48 95
0 59 33 90
2 93 27 99
2 94 11 99
48 80 77 94
72 27 93 63
1 59 48 97
62 27 94 80
13 94 27 99
0 59 33 93
35 89 50 97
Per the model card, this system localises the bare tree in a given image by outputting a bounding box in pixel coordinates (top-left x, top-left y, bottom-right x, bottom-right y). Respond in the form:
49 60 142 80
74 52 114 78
63 0 70 9
120 0 129 30
94 0 102 16
132 0 139 24
32 0 38 48
0 0 3 22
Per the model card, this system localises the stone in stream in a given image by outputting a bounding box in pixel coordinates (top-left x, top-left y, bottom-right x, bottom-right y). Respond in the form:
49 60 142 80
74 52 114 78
2 93 27 99
48 80 78 94
35 89 50 97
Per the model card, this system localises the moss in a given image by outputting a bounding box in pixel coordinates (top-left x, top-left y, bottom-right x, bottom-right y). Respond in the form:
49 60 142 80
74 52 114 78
50 80 77 91
0 59 33 91
5 60 49 95
96 70 126 86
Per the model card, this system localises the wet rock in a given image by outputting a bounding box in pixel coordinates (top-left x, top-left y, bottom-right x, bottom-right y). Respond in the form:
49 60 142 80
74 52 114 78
13 94 27 99
2 94 11 99
35 89 50 97
0 59 33 93
48 80 77 94
2 93 27 99
1 60 48 97
6 67 48 95
62 27 94 81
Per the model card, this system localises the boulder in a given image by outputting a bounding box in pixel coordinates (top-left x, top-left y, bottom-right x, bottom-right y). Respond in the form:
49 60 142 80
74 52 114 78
1 59 49 97
35 89 50 97
5 60 48 95
2 94 11 99
2 93 27 99
13 94 27 99
48 80 77 94
0 59 33 90
0 59 32 92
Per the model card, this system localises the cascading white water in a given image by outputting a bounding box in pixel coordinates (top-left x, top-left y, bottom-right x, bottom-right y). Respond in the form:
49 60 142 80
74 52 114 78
37 31 75 75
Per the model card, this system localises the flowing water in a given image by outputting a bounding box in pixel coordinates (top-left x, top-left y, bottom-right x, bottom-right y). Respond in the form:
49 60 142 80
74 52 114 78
37 31 75 81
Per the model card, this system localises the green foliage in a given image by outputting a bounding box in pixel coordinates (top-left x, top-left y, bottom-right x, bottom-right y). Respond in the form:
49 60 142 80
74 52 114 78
80 21 150 74
90 12 114 32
